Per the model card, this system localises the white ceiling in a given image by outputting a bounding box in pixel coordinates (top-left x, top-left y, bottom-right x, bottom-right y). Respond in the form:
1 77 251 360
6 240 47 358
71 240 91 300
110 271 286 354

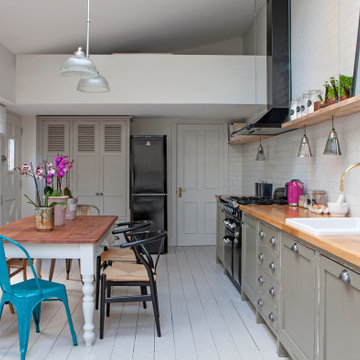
0 0 259 55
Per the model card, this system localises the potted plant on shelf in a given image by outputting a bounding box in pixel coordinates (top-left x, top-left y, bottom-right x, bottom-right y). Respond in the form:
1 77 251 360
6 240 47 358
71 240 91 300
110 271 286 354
18 163 65 231
44 155 75 225
319 75 353 108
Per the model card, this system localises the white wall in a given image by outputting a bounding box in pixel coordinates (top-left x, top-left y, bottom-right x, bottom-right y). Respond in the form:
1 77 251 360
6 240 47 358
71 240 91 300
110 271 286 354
176 36 243 55
0 42 15 103
291 0 359 99
21 116 37 217
242 4 266 56
241 114 360 215
16 54 258 105
237 0 360 216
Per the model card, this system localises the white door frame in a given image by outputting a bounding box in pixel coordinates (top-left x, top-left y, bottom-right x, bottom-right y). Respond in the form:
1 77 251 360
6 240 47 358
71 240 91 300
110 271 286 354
1 112 22 225
171 120 228 247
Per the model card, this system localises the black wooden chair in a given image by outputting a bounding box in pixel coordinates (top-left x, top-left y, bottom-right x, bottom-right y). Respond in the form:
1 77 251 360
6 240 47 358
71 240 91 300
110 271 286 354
99 231 167 339
94 220 153 310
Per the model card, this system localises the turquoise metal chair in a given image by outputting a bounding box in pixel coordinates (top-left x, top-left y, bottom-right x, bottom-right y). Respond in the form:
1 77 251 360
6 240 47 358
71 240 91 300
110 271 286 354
0 235 77 360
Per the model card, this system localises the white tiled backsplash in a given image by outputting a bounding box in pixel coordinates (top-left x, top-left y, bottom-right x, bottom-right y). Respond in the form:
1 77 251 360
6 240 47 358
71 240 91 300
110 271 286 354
240 113 360 216
228 144 243 194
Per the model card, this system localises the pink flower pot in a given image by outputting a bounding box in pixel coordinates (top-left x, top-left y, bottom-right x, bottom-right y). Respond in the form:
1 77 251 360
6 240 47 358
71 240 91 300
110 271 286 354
48 195 69 226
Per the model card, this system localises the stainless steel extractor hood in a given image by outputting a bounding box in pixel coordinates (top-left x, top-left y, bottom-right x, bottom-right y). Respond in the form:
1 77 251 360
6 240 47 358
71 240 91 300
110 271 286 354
233 0 291 136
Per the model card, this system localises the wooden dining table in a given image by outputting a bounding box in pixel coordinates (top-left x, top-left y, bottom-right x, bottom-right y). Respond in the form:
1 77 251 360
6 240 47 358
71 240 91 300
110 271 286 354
0 215 118 346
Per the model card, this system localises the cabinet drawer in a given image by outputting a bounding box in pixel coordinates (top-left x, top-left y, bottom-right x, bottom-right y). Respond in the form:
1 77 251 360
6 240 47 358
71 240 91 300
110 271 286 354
258 223 279 253
257 271 279 309
257 245 280 280
256 296 278 332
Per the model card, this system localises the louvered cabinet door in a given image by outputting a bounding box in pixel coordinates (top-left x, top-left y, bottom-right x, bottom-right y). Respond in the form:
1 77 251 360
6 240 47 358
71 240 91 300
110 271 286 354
99 120 128 218
42 120 70 162
73 120 101 210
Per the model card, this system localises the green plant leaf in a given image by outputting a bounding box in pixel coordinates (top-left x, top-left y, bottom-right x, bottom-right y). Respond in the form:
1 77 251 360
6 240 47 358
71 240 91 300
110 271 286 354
51 190 60 196
49 201 67 207
44 186 53 196
24 194 38 207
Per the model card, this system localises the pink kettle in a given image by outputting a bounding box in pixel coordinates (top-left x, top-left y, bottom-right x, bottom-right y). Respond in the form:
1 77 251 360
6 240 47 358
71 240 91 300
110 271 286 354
287 179 304 206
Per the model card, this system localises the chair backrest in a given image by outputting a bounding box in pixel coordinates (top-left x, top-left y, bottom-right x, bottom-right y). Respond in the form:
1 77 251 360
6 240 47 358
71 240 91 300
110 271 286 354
124 231 166 272
112 220 152 238
0 235 41 294
76 205 100 216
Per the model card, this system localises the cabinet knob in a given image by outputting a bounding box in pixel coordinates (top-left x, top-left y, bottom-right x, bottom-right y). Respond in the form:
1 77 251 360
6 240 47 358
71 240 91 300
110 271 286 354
269 287 275 297
291 243 299 253
257 298 263 307
268 312 275 322
258 275 264 284
339 269 351 284
258 253 264 262
269 262 275 271
259 230 264 238
270 237 276 246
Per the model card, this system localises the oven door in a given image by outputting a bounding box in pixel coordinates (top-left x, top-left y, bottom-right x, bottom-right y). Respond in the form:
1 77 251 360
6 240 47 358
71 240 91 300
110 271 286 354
223 234 234 276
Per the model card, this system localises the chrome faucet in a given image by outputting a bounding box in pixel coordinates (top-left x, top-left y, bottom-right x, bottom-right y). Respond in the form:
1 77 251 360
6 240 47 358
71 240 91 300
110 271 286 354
340 163 360 192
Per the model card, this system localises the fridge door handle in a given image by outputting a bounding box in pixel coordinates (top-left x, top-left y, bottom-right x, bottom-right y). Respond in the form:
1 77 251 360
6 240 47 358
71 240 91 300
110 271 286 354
178 187 183 198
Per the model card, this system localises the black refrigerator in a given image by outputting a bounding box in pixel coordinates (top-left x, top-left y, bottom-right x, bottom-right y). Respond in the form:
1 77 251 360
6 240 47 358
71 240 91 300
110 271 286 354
130 135 168 253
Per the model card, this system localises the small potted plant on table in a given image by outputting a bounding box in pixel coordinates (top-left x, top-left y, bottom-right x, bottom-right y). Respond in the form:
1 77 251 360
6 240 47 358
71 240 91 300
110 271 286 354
18 163 64 231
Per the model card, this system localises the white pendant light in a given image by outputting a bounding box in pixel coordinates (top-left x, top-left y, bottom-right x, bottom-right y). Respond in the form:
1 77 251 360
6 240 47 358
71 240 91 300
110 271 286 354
0 105 6 135
59 0 109 92
256 137 266 161
297 126 312 158
323 116 342 156
77 73 110 92
59 47 98 78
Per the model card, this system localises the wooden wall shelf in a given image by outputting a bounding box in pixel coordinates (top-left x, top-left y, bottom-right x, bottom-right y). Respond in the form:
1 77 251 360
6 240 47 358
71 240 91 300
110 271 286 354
282 95 360 130
228 135 272 145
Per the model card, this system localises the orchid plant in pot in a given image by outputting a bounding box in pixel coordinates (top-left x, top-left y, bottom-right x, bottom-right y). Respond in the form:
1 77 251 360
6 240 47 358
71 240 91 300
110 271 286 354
44 155 75 225
18 163 65 231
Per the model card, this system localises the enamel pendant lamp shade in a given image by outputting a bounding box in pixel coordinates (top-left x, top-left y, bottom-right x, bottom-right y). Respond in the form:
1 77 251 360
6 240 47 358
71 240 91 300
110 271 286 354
297 127 312 158
77 73 110 92
256 138 266 161
324 116 342 155
58 0 110 92
59 47 98 78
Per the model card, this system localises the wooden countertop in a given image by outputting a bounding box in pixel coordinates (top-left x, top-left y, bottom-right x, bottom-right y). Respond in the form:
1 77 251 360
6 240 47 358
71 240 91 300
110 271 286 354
240 205 360 268
0 215 118 244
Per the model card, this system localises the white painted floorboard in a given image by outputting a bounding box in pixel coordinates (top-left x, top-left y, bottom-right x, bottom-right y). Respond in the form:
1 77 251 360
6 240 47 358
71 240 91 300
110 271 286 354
0 247 289 360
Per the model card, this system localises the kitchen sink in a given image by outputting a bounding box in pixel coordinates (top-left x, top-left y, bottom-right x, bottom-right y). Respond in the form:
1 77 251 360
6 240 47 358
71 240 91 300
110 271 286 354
285 217 360 235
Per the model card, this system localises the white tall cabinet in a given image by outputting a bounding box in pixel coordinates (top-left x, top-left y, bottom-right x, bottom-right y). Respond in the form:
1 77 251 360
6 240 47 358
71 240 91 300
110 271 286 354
39 116 130 220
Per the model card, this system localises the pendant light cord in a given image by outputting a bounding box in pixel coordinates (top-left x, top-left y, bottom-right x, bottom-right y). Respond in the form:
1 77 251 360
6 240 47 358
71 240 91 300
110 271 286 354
86 0 90 58
331 116 335 130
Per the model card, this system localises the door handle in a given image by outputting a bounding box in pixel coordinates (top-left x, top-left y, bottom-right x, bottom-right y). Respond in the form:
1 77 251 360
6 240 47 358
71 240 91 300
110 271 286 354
178 187 183 198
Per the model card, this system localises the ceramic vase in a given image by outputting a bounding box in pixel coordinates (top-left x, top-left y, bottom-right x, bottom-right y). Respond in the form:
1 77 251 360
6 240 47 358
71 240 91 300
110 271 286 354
35 207 54 231
65 197 78 220
48 195 69 226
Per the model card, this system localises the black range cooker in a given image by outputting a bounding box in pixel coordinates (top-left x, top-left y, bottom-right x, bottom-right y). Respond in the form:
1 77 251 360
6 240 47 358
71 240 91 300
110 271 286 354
220 196 287 292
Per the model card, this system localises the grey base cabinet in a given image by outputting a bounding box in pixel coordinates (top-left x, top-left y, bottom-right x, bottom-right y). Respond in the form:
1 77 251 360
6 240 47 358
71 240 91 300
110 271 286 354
242 214 258 304
319 255 360 360
279 234 316 360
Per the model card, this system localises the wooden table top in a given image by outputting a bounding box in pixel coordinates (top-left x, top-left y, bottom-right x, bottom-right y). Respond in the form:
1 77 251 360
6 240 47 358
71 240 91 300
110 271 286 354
0 215 118 244
240 204 360 268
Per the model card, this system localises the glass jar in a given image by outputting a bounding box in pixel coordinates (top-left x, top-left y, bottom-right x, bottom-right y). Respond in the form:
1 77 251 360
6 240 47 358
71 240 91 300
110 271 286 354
308 90 322 114
307 190 328 207
296 97 302 118
290 99 298 121
301 94 310 116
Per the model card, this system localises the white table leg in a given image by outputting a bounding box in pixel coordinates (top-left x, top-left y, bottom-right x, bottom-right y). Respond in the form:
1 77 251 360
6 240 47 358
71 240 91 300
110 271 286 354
34 259 42 278
80 245 95 346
